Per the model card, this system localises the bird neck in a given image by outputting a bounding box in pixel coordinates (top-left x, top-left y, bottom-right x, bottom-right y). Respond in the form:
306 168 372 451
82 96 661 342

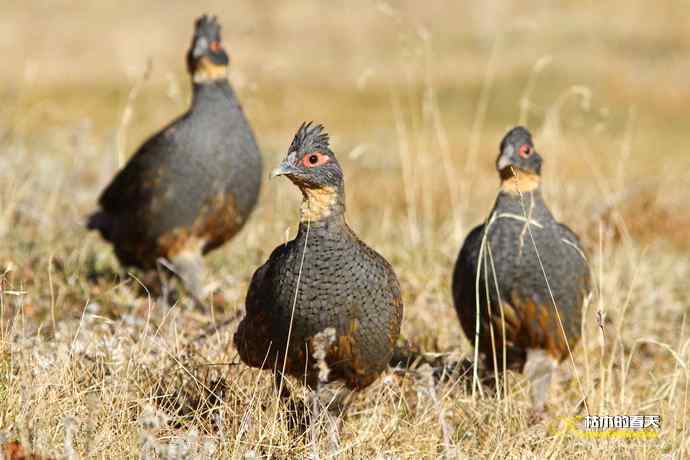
190 78 236 107
499 169 541 194
299 185 346 224
493 185 548 222
191 56 229 83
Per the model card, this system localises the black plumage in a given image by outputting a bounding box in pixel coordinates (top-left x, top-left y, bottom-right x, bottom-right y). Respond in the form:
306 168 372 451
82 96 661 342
87 15 262 301
234 123 403 390
452 126 591 407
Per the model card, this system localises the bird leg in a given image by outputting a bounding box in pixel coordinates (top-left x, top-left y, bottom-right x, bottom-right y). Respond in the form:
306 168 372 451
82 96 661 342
274 372 310 433
307 328 344 447
309 380 323 449
310 381 348 451
524 349 558 414
154 258 173 303
166 248 207 309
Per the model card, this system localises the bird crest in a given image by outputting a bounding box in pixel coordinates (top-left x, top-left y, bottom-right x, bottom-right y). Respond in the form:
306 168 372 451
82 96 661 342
289 122 332 155
194 14 222 40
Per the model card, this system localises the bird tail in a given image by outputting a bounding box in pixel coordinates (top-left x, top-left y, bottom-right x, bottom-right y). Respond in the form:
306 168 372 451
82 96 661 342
389 338 476 383
85 210 112 240
389 338 426 369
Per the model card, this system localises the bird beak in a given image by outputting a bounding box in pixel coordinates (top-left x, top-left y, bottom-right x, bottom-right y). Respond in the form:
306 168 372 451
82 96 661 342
270 156 300 179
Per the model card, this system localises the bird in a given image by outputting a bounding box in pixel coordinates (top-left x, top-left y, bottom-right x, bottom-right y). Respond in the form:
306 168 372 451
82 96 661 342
234 122 403 403
451 126 591 410
87 15 262 304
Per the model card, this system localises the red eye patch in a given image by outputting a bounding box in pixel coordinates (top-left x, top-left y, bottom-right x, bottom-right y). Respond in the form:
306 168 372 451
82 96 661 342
518 144 532 158
302 151 330 168
209 41 222 53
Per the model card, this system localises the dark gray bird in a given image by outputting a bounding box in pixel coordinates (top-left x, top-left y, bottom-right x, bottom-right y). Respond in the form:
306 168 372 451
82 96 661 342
87 15 262 302
234 122 403 394
452 126 591 409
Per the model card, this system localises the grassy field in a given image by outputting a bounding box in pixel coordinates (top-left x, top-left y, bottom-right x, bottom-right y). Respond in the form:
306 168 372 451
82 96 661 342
1 0 689 458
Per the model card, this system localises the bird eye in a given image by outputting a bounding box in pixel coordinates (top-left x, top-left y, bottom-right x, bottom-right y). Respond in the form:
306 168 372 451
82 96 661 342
518 144 532 158
303 152 329 167
302 151 329 168
210 41 222 53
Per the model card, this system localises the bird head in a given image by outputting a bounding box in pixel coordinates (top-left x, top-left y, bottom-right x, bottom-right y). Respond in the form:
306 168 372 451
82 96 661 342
272 123 345 221
272 122 344 189
496 126 543 177
186 15 230 81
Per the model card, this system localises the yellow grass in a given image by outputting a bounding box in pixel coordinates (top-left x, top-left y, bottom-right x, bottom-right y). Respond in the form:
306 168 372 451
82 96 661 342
1 0 689 458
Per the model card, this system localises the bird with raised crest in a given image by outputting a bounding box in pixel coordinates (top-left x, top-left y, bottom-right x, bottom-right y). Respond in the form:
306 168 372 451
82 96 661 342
451 126 591 411
87 15 262 305
234 123 403 412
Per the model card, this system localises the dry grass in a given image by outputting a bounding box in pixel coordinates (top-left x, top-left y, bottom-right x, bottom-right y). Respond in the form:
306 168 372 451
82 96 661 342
1 0 689 458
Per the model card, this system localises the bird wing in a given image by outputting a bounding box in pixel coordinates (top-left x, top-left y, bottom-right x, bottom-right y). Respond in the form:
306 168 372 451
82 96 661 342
453 223 486 302
460 223 486 267
235 244 290 368
451 223 487 343
556 222 593 295
245 259 272 315
557 222 583 247
98 117 185 215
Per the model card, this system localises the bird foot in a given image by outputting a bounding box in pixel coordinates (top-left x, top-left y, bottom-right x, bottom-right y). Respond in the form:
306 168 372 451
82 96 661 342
308 381 344 450
524 349 558 412
159 251 208 310
527 405 549 425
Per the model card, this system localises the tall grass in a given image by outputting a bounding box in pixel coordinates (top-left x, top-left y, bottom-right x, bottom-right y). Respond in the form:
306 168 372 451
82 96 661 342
0 0 688 458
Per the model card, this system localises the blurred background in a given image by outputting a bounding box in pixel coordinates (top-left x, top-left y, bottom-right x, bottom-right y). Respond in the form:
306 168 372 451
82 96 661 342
2 0 689 351
0 0 688 353
2 0 688 248
1 1 689 457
